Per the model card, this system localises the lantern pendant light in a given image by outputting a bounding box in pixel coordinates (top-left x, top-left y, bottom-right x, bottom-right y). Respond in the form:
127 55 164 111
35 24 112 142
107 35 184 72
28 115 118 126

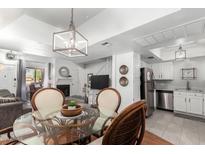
53 8 88 57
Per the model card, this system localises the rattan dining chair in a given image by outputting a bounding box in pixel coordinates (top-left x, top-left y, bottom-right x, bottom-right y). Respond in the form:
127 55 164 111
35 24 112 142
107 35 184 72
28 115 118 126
0 127 18 145
89 101 146 145
92 88 121 137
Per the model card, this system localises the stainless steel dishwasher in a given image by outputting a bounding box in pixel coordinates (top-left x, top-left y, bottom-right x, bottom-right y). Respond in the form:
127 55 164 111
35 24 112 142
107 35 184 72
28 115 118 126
156 90 173 111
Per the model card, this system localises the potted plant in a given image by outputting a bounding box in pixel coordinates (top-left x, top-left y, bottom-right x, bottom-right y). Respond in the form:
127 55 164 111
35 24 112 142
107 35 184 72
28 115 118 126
67 100 77 110
61 100 82 117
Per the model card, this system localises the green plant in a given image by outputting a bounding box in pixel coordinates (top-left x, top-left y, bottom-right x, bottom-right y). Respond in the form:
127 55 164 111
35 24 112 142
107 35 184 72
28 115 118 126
68 100 76 107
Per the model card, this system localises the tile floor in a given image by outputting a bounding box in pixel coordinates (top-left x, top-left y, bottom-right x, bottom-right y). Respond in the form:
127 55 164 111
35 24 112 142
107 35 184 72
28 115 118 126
146 109 205 145
1 109 205 145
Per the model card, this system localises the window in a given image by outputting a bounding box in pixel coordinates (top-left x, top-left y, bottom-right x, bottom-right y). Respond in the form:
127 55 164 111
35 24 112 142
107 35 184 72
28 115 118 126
26 68 44 85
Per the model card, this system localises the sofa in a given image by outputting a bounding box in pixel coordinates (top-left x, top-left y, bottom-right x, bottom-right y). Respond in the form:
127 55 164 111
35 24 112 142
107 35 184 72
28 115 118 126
0 89 24 129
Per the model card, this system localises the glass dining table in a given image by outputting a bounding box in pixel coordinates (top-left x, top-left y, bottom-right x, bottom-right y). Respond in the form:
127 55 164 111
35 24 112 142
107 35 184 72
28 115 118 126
13 103 100 145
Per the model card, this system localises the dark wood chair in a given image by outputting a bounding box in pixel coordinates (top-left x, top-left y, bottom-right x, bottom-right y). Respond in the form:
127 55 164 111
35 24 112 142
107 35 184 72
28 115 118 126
0 127 18 145
90 101 146 145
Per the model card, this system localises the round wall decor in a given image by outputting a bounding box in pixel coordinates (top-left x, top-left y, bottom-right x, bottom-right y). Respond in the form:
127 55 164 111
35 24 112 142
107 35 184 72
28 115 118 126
119 65 128 75
59 66 70 77
119 77 129 87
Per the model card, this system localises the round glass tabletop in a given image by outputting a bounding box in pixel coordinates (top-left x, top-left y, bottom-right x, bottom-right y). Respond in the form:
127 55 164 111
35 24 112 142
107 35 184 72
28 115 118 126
13 104 100 145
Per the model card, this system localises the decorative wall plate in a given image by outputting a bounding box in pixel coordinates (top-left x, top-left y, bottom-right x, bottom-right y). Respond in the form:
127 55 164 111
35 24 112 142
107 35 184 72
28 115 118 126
59 66 70 77
119 65 128 75
119 77 129 87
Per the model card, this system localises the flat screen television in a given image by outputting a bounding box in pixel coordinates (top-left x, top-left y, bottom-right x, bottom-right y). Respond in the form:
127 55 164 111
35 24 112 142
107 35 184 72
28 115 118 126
90 75 109 89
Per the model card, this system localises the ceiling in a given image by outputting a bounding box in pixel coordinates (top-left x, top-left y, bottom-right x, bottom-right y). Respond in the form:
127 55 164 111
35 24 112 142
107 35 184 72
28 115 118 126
77 9 205 64
1 8 205 64
0 9 24 29
135 17 205 47
25 8 105 29
0 8 104 29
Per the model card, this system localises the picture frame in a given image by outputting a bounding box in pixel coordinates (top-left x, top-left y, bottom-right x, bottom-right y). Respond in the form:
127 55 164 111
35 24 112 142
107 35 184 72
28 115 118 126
182 68 196 80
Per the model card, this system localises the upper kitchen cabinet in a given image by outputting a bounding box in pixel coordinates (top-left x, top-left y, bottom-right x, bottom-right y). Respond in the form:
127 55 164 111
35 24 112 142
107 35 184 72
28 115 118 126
151 62 173 80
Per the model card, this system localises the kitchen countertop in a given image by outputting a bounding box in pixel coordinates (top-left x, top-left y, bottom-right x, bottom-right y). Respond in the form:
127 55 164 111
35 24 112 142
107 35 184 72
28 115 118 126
174 88 204 93
155 88 205 93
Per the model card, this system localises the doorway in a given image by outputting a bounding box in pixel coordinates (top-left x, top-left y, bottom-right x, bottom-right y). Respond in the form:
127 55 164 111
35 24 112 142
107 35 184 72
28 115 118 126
25 67 44 100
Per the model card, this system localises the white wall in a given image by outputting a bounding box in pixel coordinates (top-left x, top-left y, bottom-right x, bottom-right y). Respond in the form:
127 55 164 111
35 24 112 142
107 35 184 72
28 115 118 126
83 57 112 104
141 60 150 68
112 52 141 111
55 59 85 96
85 57 112 82
154 57 205 90
0 50 18 94
0 63 17 94
133 53 141 102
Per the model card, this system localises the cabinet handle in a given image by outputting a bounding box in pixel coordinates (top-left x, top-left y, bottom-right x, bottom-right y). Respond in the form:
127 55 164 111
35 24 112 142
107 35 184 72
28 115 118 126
185 98 186 102
189 98 190 102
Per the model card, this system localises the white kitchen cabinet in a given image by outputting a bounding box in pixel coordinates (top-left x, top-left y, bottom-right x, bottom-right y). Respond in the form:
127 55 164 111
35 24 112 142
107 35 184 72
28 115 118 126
151 62 173 80
188 96 203 115
162 62 174 80
151 63 161 79
174 91 187 112
174 91 204 116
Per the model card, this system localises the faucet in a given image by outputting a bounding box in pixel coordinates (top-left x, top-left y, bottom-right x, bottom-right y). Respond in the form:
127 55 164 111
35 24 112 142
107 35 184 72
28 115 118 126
186 80 191 90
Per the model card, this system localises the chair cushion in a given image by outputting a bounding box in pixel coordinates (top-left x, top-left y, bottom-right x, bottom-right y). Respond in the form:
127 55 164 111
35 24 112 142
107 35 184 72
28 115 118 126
92 117 107 133
97 89 120 117
89 136 103 145
33 89 64 117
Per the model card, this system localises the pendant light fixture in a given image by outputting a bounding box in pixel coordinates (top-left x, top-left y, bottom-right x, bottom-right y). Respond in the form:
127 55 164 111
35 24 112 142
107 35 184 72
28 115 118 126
53 8 88 57
175 44 186 61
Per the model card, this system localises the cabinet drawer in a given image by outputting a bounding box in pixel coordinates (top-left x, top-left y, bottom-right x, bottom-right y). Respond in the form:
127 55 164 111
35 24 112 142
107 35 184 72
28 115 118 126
187 93 203 97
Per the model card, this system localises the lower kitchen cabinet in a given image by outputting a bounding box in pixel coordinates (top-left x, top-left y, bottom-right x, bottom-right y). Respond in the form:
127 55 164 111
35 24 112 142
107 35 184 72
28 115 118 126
174 94 186 112
188 96 203 115
174 91 204 116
